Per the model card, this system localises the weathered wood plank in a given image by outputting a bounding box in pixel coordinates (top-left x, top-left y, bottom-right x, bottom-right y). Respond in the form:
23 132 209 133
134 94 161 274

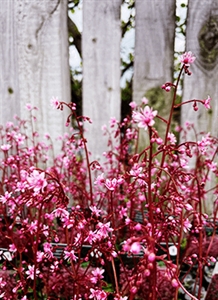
181 0 218 214
181 0 218 139
0 0 70 156
133 0 176 144
133 0 176 103
82 0 122 163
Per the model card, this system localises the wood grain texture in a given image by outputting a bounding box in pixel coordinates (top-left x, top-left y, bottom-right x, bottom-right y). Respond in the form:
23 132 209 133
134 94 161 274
132 0 176 149
133 0 176 103
82 0 122 162
0 0 70 156
181 0 218 214
181 0 218 139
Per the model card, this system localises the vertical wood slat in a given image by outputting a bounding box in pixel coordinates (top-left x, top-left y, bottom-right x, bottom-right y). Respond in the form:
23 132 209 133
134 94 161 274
181 0 218 139
82 0 122 163
133 0 176 103
181 0 218 214
133 0 176 147
0 0 20 124
0 0 70 156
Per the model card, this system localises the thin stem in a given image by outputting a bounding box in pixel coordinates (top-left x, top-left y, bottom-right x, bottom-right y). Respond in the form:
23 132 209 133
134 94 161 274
111 258 119 295
160 65 184 170
33 203 44 300
61 103 94 205
147 128 157 300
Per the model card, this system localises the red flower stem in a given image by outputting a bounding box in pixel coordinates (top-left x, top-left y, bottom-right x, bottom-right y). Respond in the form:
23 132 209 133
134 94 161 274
196 179 203 299
110 191 114 228
111 258 119 294
33 203 44 300
147 128 157 300
62 103 93 205
160 65 184 170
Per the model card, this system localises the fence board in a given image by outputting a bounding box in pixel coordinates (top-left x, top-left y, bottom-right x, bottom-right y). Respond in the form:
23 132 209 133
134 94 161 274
133 0 176 146
181 0 218 214
133 0 175 103
181 0 218 139
82 0 122 163
0 0 70 156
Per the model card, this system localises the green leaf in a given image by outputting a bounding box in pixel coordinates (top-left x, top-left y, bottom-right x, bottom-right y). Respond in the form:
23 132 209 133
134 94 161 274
102 283 114 293
80 261 90 268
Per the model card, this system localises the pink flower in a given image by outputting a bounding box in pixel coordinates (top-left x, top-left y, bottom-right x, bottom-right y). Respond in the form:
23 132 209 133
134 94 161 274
36 251 44 262
183 218 192 233
90 267 104 284
25 103 32 110
28 220 38 234
105 178 117 191
130 242 141 255
64 249 78 261
94 173 105 186
132 106 157 130
171 278 179 288
50 96 60 109
50 261 59 272
43 242 54 259
90 206 102 217
110 117 117 127
204 95 211 109
180 51 196 66
197 133 211 155
14 133 25 145
96 222 113 239
119 207 127 218
52 208 69 221
184 203 193 211
156 137 163 145
26 265 40 280
134 223 142 231
129 101 137 109
9 243 17 253
0 191 12 204
89 288 107 300
27 170 47 193
141 97 148 104
167 132 177 145
0 278 6 288
148 252 156 262
1 144 11 151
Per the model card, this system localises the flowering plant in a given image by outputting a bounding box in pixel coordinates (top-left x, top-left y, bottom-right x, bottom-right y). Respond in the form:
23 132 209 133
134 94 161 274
0 52 217 300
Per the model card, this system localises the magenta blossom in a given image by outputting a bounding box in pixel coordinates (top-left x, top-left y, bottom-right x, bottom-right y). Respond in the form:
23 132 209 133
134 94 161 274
1 144 11 151
180 51 196 66
50 96 60 109
105 178 118 191
132 106 157 130
26 265 40 280
204 95 211 109
27 170 47 193
64 249 78 261
89 288 107 300
129 242 141 255
90 267 104 284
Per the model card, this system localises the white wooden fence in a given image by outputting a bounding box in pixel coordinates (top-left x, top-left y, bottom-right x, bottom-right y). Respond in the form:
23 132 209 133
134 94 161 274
0 0 217 208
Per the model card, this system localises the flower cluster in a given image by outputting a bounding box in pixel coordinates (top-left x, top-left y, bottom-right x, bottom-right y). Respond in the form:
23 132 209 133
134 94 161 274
0 52 217 299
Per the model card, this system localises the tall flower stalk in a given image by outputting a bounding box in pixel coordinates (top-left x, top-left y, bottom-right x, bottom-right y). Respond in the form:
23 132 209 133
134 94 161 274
0 52 217 299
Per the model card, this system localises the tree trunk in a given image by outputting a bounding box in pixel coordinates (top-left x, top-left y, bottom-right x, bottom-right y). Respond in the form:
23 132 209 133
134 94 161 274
181 0 218 214
0 0 70 156
133 0 176 145
82 0 122 163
